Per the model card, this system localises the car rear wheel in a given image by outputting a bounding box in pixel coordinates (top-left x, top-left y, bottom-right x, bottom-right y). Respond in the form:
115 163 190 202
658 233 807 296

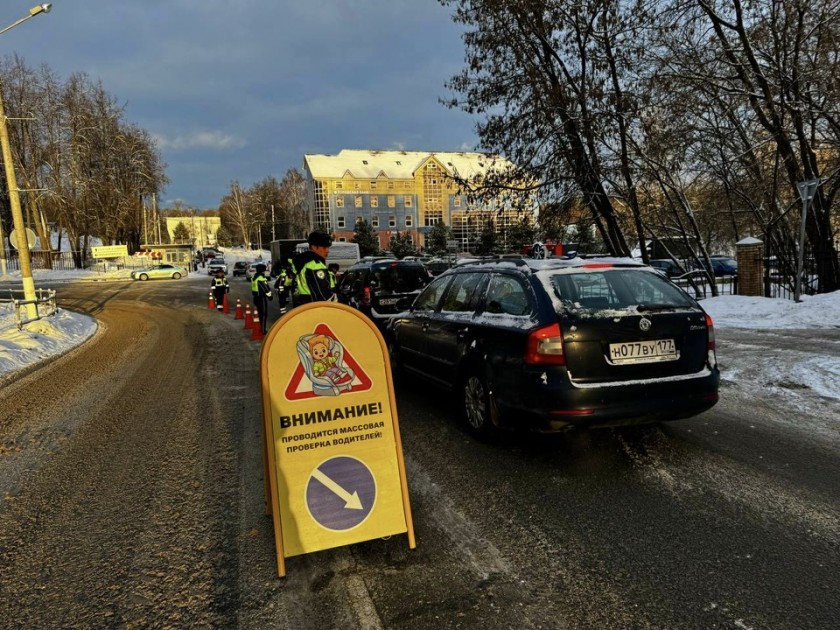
139 273 149 281
462 372 499 439
172 272 182 279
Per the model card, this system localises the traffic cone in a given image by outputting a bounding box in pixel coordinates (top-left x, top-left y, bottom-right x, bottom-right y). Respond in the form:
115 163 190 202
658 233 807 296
244 304 254 329
251 312 265 340
208 291 215 310
233 298 244 320
222 293 230 314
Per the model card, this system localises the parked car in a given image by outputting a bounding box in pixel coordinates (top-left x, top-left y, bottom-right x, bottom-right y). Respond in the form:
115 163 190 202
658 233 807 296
706 256 738 276
246 261 271 280
130 264 188 281
386 257 720 438
232 261 248 277
648 259 685 278
207 258 227 275
336 259 432 328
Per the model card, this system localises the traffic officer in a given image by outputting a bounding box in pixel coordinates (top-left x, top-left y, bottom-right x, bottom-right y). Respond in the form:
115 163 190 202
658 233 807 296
210 268 229 312
328 263 340 290
292 231 335 305
250 263 272 333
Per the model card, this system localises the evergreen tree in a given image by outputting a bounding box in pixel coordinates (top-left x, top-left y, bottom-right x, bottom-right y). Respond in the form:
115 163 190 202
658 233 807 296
505 219 537 253
474 220 497 255
172 222 191 244
352 219 380 257
426 222 452 255
389 231 417 258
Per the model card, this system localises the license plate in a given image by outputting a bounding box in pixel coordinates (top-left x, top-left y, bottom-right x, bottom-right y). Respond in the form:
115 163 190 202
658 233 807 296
608 339 677 364
378 297 400 306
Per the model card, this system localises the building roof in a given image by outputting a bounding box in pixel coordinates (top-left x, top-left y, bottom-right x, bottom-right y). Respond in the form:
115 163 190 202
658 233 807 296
303 149 515 182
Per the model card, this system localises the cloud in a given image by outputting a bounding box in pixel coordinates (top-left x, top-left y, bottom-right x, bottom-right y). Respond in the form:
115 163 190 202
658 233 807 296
153 131 246 151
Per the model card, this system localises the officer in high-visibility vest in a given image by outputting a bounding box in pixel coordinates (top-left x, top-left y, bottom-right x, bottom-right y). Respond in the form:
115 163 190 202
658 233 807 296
210 268 229 311
250 263 272 333
328 263 340 289
292 231 335 305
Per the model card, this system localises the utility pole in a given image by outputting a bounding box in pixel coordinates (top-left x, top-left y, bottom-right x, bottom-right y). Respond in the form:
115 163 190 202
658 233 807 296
271 204 276 241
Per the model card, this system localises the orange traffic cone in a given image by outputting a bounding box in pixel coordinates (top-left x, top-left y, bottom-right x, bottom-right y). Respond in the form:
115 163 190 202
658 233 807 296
244 304 253 329
208 291 215 310
222 292 230 314
251 312 265 340
233 298 243 319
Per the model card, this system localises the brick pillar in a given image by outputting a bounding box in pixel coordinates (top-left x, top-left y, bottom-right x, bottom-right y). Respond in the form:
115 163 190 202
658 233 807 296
736 237 764 296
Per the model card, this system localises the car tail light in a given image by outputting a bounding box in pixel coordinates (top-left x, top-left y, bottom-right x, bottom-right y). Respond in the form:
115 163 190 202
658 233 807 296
705 313 715 351
525 323 566 365
362 286 371 306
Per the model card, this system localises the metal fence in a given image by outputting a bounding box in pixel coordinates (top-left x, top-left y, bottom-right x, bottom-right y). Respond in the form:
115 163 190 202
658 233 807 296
0 287 58 329
672 271 737 300
1 250 166 273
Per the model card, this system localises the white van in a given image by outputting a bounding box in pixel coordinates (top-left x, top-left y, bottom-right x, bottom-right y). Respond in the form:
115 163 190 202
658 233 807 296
294 241 360 272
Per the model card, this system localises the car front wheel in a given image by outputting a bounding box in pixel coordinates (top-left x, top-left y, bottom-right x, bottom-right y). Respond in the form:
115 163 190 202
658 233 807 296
139 273 149 281
462 372 499 439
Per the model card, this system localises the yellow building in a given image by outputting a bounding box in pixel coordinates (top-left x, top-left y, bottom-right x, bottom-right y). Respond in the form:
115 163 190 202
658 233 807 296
165 215 221 248
303 149 536 251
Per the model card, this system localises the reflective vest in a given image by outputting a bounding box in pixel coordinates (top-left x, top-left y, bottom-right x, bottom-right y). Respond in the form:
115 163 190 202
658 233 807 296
295 259 329 297
212 277 228 288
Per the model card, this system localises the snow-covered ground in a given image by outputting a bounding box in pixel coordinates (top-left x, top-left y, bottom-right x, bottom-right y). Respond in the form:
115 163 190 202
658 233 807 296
1 254 839 409
0 247 270 381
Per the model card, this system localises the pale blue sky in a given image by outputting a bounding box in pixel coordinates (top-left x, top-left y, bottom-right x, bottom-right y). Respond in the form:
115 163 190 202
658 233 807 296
2 1 479 208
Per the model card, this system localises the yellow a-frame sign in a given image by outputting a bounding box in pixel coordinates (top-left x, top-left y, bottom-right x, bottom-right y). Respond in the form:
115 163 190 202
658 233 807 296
259 302 415 577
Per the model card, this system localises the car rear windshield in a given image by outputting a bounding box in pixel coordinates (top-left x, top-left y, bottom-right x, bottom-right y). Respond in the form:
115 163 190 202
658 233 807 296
372 264 429 292
547 268 695 312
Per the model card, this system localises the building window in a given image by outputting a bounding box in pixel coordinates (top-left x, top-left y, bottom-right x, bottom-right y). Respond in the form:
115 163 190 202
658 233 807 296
371 181 377 190
405 214 413 227
337 216 346 228
372 216 380 228
404 197 413 208
425 211 443 227
404 182 411 189
335 181 343 189
389 215 396 227
387 195 395 208
336 196 344 208
371 196 379 208
355 195 363 208
338 237 347 242
453 196 461 208
387 181 394 189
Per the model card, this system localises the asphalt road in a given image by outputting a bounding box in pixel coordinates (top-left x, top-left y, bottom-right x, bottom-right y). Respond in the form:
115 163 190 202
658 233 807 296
0 275 837 628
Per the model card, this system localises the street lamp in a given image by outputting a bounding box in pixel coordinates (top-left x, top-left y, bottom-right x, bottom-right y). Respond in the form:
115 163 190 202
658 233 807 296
0 4 52 317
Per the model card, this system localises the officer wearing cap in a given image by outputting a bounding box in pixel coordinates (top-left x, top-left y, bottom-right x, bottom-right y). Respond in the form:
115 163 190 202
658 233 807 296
250 262 272 333
292 231 335 305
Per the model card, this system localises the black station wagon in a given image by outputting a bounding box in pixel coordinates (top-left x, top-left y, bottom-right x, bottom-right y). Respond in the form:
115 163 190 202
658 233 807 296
336 258 431 328
386 257 720 437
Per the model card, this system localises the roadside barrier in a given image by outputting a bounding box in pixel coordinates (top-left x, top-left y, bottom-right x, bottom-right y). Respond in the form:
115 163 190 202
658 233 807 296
234 298 243 319
244 304 253 329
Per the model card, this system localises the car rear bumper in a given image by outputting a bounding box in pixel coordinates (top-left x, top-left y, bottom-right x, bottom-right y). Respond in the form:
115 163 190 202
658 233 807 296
497 366 720 431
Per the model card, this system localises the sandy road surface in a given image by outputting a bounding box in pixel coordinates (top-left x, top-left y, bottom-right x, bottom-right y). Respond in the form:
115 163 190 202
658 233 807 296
1 279 838 629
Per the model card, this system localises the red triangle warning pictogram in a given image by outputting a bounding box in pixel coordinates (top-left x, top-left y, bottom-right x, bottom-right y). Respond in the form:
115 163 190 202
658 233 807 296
283 323 373 400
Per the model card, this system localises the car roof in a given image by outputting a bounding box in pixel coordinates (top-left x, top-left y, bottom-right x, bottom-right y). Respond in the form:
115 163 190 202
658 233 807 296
446 255 647 275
